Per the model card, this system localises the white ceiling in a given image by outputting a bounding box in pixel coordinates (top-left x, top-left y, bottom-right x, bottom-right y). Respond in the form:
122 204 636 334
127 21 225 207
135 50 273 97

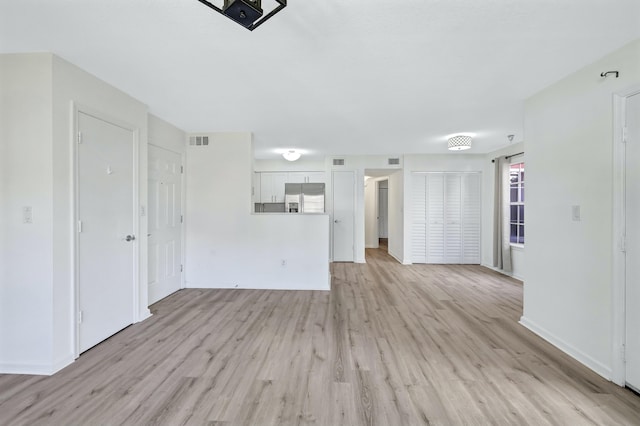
1 0 639 159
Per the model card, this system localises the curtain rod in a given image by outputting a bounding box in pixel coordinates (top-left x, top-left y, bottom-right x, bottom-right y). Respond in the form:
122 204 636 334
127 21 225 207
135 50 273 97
491 151 524 163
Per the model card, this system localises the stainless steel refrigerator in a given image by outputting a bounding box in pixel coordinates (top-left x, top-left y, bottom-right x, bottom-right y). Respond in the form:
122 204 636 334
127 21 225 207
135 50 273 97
284 183 325 213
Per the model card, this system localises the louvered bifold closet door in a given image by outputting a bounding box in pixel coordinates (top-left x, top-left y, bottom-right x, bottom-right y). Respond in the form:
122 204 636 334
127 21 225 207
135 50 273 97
426 174 445 263
411 173 427 263
444 174 463 263
462 173 481 264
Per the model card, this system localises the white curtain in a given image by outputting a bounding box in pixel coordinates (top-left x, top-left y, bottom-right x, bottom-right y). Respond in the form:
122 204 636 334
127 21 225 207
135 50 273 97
493 156 512 272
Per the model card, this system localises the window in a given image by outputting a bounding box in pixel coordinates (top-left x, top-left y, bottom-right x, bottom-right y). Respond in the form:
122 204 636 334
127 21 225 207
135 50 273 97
509 162 524 244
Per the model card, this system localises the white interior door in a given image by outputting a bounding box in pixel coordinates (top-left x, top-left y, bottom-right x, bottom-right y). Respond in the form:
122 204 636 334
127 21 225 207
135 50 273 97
77 111 135 353
625 92 640 391
332 171 355 262
148 145 182 305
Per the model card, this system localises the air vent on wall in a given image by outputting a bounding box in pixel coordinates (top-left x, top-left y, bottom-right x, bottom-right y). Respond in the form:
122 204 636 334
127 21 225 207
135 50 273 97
189 135 209 146
388 157 400 166
333 158 345 166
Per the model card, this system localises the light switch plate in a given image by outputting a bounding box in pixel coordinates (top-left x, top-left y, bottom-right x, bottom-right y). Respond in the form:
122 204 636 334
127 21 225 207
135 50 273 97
23 206 33 224
572 205 581 221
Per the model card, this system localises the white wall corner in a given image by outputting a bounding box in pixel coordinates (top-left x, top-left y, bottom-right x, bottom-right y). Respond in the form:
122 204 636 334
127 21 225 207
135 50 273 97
0 354 73 376
519 316 612 381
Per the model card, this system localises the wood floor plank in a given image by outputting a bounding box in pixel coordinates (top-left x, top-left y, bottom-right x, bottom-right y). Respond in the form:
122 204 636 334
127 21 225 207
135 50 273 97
1 246 640 425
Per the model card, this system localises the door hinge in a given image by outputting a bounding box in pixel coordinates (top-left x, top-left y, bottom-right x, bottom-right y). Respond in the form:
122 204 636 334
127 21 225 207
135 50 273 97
78 310 83 324
78 220 83 233
180 215 183 224
181 165 184 174
180 264 183 273
77 131 83 144
622 126 628 144
621 234 626 253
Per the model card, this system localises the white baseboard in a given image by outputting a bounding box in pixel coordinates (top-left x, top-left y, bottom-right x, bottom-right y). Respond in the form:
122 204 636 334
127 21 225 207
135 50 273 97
0 354 74 376
519 316 612 380
481 263 523 281
388 249 405 265
185 281 330 291
365 244 379 249
137 309 152 323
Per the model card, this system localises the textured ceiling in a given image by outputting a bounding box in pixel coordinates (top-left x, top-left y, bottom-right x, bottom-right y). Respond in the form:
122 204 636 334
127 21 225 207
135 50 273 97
1 0 639 159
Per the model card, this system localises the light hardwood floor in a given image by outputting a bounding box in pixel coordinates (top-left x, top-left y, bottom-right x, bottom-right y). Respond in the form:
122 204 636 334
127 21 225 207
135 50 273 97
1 247 640 425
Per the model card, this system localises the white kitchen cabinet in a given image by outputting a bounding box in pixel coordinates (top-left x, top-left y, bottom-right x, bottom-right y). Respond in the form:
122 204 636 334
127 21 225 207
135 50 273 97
252 172 261 203
287 171 325 184
256 171 326 204
260 172 288 203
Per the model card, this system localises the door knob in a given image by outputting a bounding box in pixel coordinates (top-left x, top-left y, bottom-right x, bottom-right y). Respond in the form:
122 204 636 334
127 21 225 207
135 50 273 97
125 235 136 242
334 219 340 223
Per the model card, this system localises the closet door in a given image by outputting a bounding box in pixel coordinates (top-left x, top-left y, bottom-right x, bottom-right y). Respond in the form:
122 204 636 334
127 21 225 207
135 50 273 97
462 173 481 264
411 172 481 264
426 174 445 263
411 174 427 263
444 174 462 263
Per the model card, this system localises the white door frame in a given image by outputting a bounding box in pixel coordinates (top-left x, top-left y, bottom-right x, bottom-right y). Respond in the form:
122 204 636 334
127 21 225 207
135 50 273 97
332 170 356 262
71 102 140 358
612 86 640 386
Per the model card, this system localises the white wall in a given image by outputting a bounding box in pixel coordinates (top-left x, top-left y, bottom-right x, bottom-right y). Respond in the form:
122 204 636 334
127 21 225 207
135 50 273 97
388 171 404 263
149 114 186 153
0 53 152 375
522 39 640 379
482 142 526 280
364 177 379 248
0 54 54 374
254 158 326 172
185 133 330 290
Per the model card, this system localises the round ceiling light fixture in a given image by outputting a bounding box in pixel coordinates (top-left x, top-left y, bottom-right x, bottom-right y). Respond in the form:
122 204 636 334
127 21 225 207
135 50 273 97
447 135 473 151
282 150 301 161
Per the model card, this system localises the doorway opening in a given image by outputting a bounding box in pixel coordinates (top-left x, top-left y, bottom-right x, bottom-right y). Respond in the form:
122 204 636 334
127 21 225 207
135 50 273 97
364 169 400 262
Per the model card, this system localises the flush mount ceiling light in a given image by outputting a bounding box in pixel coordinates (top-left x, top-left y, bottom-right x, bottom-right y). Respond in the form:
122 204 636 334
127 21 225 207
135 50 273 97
447 135 473 151
196 0 287 31
282 150 301 161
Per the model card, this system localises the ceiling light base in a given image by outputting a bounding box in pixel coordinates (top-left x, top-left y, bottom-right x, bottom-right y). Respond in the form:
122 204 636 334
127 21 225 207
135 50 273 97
197 0 287 31
223 0 263 29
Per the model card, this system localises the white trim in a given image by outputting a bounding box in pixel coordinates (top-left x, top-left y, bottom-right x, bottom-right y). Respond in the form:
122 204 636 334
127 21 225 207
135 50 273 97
612 86 640 386
0 355 74 376
520 316 612 380
331 170 356 262
387 249 405 265
72 102 142 359
481 263 523 281
509 154 525 164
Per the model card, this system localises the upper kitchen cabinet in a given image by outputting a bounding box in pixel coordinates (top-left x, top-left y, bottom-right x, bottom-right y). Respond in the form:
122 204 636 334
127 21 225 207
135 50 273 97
260 172 288 203
252 172 261 203
287 171 325 184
